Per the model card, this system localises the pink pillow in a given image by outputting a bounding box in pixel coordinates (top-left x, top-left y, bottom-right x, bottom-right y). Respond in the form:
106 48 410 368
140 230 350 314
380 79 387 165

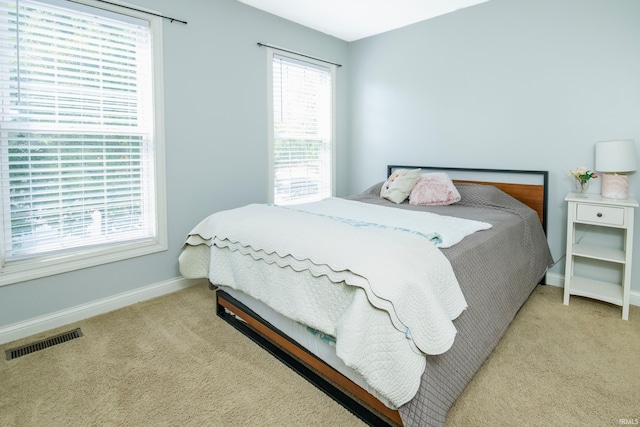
409 173 461 206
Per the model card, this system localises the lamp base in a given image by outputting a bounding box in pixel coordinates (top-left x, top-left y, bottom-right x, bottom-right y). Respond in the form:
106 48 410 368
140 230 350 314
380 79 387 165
601 173 629 199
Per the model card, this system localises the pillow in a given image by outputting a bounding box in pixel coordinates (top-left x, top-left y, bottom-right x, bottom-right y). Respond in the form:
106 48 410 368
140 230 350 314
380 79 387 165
409 172 461 206
380 168 421 204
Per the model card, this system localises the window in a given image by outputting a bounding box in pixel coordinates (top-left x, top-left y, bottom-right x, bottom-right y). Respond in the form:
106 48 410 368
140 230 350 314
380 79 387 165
0 0 166 285
268 49 335 205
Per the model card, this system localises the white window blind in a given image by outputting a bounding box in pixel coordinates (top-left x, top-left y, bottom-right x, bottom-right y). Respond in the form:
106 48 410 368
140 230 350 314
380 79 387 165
0 0 158 262
272 53 333 205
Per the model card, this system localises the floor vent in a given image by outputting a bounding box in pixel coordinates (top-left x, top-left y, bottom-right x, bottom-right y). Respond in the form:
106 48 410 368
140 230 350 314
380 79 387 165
5 328 83 361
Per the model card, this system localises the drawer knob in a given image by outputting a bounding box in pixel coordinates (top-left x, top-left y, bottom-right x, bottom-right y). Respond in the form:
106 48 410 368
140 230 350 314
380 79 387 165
597 213 603 217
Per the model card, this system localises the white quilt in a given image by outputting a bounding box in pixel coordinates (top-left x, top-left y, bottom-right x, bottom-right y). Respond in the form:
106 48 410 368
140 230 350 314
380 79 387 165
180 199 491 406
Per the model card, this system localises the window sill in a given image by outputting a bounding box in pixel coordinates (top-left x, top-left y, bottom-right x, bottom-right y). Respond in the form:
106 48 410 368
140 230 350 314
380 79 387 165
0 238 168 287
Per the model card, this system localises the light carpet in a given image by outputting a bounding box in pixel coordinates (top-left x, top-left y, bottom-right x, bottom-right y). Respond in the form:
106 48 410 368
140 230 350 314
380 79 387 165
1 283 638 426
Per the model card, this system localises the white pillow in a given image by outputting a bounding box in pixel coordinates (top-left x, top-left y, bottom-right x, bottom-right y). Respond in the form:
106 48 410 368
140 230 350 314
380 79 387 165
409 172 461 206
380 168 421 204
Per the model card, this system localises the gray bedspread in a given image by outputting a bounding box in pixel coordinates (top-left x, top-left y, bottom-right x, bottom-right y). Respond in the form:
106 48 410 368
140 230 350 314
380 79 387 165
346 183 554 427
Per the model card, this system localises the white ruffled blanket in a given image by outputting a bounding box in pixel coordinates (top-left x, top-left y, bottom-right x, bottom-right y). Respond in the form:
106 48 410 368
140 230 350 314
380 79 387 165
180 198 491 406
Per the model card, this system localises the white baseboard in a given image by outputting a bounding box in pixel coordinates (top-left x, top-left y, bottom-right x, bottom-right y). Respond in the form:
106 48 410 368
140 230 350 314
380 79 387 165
544 272 565 288
0 276 206 346
544 272 640 307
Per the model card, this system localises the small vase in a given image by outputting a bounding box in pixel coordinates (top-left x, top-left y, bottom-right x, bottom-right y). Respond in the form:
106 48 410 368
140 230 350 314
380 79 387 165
575 179 589 194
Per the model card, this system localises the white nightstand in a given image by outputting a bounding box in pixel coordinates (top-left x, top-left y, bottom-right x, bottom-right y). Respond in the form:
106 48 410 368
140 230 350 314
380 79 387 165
563 193 638 320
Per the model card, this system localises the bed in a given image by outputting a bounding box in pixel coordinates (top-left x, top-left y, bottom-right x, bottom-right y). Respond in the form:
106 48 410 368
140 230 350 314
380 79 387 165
178 165 554 427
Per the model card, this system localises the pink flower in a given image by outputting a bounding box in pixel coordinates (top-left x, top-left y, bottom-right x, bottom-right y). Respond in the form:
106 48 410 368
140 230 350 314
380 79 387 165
569 166 598 182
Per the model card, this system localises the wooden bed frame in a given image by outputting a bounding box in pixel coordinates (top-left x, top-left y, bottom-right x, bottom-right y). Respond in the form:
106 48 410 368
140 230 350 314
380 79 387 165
215 166 549 427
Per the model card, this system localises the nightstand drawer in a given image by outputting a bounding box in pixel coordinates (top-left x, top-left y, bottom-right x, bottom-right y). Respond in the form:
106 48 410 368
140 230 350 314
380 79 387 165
576 204 624 226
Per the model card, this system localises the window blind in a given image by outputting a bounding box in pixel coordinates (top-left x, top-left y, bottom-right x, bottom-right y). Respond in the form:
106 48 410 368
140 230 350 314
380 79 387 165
0 0 156 259
272 54 332 205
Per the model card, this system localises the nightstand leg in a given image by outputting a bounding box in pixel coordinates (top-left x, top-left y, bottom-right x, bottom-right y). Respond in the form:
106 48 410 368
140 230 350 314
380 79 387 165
563 203 575 306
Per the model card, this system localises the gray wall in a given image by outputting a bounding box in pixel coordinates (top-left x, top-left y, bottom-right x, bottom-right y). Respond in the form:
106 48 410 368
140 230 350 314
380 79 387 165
0 0 349 327
348 0 640 289
3 0 639 328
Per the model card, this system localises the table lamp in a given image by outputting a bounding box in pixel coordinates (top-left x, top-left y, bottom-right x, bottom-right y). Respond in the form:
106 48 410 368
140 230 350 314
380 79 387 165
595 139 637 199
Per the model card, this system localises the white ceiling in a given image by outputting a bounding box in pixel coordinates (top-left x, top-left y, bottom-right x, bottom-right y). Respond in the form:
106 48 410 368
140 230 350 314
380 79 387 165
238 0 490 42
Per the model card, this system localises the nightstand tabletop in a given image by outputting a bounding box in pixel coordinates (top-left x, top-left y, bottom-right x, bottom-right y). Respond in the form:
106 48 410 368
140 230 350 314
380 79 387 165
565 192 639 207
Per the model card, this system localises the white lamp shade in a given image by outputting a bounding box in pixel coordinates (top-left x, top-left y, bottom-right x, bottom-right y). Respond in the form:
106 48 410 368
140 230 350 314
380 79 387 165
595 139 638 173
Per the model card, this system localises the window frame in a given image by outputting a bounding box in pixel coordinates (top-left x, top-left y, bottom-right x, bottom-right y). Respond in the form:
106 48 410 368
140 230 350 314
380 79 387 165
266 47 337 204
0 0 167 286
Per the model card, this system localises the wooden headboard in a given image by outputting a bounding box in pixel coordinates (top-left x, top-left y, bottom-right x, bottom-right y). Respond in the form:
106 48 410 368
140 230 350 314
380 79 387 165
387 165 549 233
